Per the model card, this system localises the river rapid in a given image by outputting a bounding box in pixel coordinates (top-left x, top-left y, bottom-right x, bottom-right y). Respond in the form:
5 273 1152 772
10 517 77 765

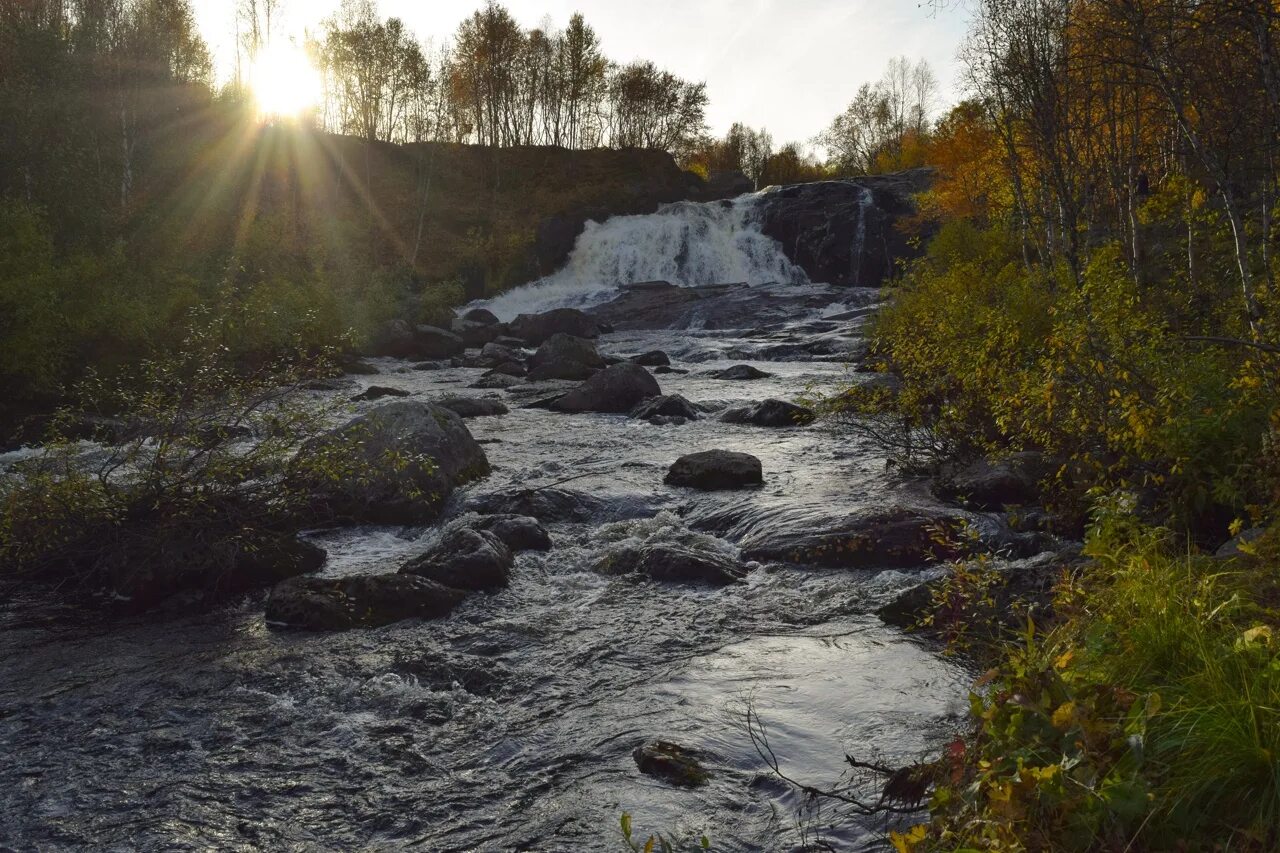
0 194 973 852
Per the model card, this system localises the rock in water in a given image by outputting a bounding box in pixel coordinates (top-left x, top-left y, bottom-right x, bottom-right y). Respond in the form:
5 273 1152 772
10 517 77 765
469 514 553 552
551 363 661 414
633 741 709 787
630 394 701 422
708 364 772 381
508 308 601 346
266 573 465 631
351 385 411 402
602 543 745 585
400 527 513 591
665 450 763 490
721 398 815 427
527 333 606 381
436 396 510 418
461 307 500 326
630 350 671 367
293 401 490 526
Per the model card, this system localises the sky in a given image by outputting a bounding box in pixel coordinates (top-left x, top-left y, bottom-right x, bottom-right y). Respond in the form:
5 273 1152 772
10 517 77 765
192 0 971 145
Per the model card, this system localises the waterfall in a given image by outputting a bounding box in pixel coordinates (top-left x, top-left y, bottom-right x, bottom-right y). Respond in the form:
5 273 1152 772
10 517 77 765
850 186 874 287
477 192 809 321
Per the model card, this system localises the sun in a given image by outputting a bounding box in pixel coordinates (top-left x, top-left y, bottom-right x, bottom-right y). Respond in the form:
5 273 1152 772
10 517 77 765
248 43 322 119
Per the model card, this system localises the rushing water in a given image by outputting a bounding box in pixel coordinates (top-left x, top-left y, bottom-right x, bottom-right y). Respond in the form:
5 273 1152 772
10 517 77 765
0 200 973 852
481 191 808 321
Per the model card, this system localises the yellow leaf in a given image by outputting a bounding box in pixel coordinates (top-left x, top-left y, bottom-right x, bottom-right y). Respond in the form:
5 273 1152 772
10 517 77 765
890 824 928 853
1054 650 1075 670
1051 701 1077 730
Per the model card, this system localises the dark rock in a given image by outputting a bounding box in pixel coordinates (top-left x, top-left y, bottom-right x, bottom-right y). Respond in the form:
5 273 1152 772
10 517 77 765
508 308 601 346
451 318 505 348
414 324 467 358
470 374 523 390
436 396 510 418
526 333 606 381
480 341 524 365
1216 527 1268 558
400 527 513 591
721 399 815 427
601 542 745 586
293 401 490 525
630 394 701 422
366 319 418 359
469 514 552 552
648 415 689 426
343 359 380 376
654 366 688 375
351 385 411 402
633 741 708 787
266 573 464 631
551 363 661 414
709 364 772 381
468 488 613 524
411 361 449 371
934 451 1058 510
665 450 763 490
706 169 754 197
461 307 500 326
488 360 528 377
630 350 671 367
757 170 934 287
740 506 1004 569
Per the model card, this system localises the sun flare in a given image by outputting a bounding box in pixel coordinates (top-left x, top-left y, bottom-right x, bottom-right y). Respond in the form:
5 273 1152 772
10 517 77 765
248 43 322 119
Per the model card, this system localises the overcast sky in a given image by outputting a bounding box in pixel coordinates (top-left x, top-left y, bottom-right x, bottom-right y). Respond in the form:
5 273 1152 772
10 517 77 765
193 0 971 145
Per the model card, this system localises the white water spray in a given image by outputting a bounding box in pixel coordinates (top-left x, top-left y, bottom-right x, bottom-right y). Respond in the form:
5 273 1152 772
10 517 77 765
477 192 808 320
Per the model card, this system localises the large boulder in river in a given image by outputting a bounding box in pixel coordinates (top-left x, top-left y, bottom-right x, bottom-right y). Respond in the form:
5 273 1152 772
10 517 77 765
266 573 465 631
451 316 506 348
551 363 661 414
665 450 763 490
527 333 606 381
293 401 490 525
721 398 815 427
633 741 709 787
400 526 513 591
599 542 745 586
508 308 601 346
757 170 934 287
709 364 772 381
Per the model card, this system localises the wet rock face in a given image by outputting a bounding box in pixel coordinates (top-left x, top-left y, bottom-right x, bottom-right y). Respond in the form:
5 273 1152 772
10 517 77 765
293 401 490 526
468 514 553 552
756 169 934 287
721 398 815 428
508 308 601 346
551 363 661 414
266 573 465 631
708 364 772 381
633 741 709 787
527 333 606 381
412 325 467 359
665 450 763 491
400 527 513 591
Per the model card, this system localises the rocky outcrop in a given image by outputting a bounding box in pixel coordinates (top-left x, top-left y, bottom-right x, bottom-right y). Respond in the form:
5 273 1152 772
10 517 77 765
757 169 934 287
400 526 513 591
721 399 815 427
266 573 465 631
469 514 553 552
606 543 746 585
351 385 410 402
665 450 763 491
551 363 661 414
293 401 490 525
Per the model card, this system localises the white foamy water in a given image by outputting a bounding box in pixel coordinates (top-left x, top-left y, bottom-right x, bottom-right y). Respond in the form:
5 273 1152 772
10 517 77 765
479 193 808 320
